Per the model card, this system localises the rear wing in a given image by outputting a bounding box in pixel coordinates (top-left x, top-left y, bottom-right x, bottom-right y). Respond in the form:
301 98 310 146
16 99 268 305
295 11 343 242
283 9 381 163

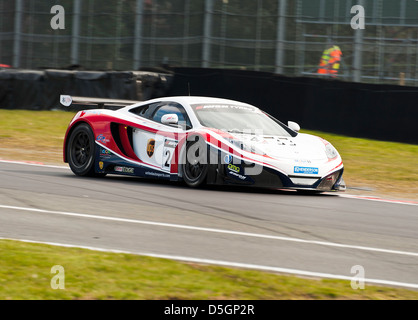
60 95 139 110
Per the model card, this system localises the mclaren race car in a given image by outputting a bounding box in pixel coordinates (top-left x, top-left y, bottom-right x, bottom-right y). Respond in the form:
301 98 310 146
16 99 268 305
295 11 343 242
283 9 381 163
62 95 345 192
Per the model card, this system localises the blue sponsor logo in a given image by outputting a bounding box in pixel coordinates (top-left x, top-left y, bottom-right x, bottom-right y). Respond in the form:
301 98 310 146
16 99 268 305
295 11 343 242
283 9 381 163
224 154 232 164
100 148 112 158
96 134 109 144
294 166 319 174
101 149 111 155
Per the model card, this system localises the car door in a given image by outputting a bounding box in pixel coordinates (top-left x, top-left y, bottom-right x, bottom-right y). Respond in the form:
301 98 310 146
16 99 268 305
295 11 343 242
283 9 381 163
132 102 191 173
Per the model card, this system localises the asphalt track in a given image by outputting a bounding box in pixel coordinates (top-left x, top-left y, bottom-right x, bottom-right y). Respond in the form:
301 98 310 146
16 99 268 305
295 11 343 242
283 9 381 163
0 160 417 290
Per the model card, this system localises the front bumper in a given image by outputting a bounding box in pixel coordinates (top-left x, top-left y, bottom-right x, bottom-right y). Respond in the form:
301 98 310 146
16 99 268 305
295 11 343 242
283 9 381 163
211 162 345 192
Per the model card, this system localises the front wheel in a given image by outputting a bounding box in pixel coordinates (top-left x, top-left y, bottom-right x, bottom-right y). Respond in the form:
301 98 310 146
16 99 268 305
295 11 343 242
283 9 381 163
67 123 98 177
181 137 208 188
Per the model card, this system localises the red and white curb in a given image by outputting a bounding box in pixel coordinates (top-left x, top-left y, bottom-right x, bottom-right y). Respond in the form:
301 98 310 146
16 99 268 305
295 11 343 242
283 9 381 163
338 194 418 206
0 159 69 169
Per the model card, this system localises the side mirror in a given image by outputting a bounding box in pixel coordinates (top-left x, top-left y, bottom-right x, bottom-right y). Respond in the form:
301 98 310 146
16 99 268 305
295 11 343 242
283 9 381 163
161 114 179 125
288 121 300 132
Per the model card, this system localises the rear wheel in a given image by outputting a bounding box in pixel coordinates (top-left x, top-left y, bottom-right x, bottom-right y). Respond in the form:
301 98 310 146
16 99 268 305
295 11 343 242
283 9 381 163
181 136 208 188
67 123 99 177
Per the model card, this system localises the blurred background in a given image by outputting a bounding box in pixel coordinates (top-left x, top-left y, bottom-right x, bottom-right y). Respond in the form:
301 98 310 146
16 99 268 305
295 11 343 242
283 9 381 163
1 0 418 86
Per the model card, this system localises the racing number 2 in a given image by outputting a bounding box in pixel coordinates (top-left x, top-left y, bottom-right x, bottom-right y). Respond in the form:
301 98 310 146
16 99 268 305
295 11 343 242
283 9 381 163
161 139 177 171
163 149 171 168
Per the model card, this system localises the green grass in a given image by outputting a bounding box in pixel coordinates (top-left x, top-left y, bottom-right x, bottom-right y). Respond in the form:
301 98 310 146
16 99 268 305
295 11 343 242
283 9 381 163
1 239 418 300
0 109 74 164
302 130 418 200
0 109 417 199
1 110 418 300
0 109 73 148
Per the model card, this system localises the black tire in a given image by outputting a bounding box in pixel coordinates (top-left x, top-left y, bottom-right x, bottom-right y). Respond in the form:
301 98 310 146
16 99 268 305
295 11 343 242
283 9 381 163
181 136 209 188
67 123 98 177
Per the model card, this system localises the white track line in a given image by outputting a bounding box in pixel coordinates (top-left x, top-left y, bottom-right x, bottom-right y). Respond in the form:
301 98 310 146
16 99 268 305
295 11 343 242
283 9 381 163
1 204 418 258
0 159 69 170
1 237 418 290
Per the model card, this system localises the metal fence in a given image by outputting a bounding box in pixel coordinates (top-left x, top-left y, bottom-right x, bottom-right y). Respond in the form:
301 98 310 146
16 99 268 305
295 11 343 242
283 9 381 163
1 0 418 86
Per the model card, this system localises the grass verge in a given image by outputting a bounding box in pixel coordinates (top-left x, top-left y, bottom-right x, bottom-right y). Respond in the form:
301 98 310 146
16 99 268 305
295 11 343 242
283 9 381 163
302 130 418 200
0 109 417 200
1 239 418 300
1 110 418 300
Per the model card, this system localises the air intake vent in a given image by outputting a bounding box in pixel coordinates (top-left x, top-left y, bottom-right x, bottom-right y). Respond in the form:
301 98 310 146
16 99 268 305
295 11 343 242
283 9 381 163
110 123 137 160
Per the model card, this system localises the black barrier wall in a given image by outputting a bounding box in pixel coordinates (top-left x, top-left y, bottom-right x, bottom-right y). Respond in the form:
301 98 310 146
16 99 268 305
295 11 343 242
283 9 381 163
0 67 416 144
0 69 173 111
167 68 418 145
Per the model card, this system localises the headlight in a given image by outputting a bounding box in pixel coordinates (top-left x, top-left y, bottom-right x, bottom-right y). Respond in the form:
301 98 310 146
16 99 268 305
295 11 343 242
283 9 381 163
318 171 340 190
325 143 338 159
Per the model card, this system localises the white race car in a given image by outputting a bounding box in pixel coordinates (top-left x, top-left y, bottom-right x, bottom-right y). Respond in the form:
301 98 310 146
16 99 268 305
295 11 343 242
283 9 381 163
63 96 345 192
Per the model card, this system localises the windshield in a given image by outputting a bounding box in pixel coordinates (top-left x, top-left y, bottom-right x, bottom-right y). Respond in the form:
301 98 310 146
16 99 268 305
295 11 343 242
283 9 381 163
192 103 295 137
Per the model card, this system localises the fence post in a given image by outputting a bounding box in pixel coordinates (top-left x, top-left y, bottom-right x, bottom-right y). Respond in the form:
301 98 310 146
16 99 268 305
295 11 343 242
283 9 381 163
133 0 143 70
275 0 287 74
352 0 364 82
202 0 214 68
13 0 23 68
71 0 81 65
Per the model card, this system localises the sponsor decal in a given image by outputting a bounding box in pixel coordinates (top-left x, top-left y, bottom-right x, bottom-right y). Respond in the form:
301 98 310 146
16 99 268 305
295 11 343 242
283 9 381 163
164 139 178 148
145 171 170 178
114 166 134 174
96 134 109 144
294 159 311 164
100 149 112 158
229 170 247 180
164 115 176 121
99 161 104 170
147 139 155 157
85 110 102 115
162 139 178 171
294 166 319 174
224 154 232 164
227 163 240 173
196 104 256 112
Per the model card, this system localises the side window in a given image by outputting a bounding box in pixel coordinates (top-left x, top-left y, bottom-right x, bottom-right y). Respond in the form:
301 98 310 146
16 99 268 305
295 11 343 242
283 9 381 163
129 103 155 118
152 103 192 129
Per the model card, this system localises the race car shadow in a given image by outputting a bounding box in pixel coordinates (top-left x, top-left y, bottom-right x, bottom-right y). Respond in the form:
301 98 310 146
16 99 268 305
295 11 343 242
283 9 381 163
84 173 337 197
203 184 337 197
